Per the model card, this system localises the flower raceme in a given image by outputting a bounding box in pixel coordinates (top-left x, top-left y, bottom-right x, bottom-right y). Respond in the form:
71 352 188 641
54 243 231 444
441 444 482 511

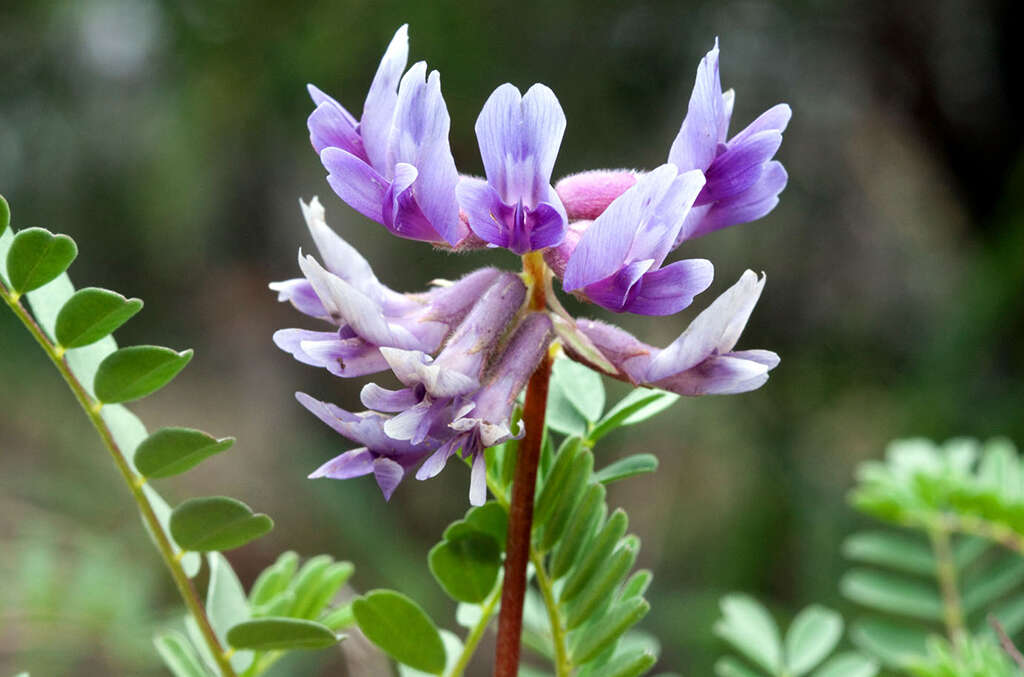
277 25 787 503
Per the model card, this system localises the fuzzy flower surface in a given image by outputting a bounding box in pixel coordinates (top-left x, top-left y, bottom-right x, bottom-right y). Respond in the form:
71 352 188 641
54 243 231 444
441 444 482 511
276 26 787 503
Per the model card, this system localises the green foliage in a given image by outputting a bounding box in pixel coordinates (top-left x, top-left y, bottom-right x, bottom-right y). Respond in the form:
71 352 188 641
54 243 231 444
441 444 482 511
594 454 659 485
844 437 1024 668
225 618 340 651
429 530 502 604
55 287 143 348
94 345 193 403
907 634 1020 677
1 213 350 677
169 497 274 552
714 595 878 677
352 589 447 674
6 227 77 294
135 427 236 478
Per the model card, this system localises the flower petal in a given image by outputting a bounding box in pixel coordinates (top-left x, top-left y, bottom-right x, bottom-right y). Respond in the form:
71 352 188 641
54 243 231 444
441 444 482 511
646 270 765 381
469 452 487 506
269 278 328 319
361 25 410 171
653 352 774 395
456 177 509 247
624 258 714 316
321 148 388 224
691 161 788 238
373 457 405 501
307 96 365 158
668 39 729 171
309 448 375 479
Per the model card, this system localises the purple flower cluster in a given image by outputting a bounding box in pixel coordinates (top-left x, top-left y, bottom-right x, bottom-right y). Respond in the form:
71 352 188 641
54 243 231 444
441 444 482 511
274 26 788 503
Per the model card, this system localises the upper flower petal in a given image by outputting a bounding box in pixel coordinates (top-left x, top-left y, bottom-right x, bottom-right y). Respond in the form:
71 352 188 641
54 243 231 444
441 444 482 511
475 83 566 207
360 25 410 171
668 39 729 172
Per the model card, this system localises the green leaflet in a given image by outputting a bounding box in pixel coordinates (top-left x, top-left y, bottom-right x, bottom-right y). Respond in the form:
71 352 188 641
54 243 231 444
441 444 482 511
428 531 501 604
784 605 843 676
170 496 273 552
6 227 78 294
206 552 254 672
54 286 143 348
0 194 9 236
93 345 193 403
154 631 213 677
226 617 340 651
352 589 446 674
134 427 235 479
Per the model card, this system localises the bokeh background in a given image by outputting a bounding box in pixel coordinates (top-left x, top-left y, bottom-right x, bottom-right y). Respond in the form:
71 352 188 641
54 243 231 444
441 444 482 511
2 0 1023 674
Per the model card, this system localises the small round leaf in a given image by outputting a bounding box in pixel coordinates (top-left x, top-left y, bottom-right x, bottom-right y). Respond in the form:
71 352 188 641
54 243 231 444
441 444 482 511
226 617 339 651
170 496 273 552
55 287 143 348
135 427 235 478
94 345 193 403
352 590 446 674
428 532 501 603
6 227 78 293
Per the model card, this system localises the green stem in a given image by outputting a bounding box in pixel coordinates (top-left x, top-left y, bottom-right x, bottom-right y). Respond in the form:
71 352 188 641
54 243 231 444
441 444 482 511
531 550 572 677
446 583 503 677
929 523 965 644
0 281 237 677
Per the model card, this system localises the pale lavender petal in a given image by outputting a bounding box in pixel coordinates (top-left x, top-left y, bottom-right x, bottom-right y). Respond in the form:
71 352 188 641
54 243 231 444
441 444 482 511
295 391 360 437
646 270 765 381
269 279 327 319
300 197 380 297
273 328 339 367
555 170 637 222
308 99 365 158
417 268 504 324
624 258 714 316
519 201 567 253
471 313 553 422
360 383 421 412
297 253 420 349
727 103 792 147
475 83 566 206
668 39 727 171
469 452 487 506
379 347 479 397
728 349 780 368
309 448 375 479
580 259 653 312
321 148 388 223
300 336 389 378
373 457 405 500
653 353 772 396
384 162 449 242
571 318 654 384
361 25 409 171
416 440 458 480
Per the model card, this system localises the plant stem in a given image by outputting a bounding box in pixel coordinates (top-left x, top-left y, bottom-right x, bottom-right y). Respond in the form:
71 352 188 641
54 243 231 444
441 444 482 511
929 523 965 644
0 282 237 677
494 345 553 677
447 582 503 677
530 550 572 677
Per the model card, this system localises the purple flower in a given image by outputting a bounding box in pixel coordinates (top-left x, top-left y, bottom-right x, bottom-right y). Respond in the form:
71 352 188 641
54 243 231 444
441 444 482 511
308 26 465 246
457 84 568 254
567 270 779 395
417 312 553 505
667 39 791 241
271 198 501 377
560 165 713 316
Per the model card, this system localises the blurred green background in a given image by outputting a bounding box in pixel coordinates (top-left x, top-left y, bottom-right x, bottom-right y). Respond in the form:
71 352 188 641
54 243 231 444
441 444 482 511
2 0 1023 674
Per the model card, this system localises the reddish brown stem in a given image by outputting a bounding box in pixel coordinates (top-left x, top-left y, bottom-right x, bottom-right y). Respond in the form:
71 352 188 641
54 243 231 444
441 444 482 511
494 349 553 677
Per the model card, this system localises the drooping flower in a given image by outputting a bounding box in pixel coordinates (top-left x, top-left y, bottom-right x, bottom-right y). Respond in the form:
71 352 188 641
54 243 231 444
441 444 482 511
308 26 465 246
559 165 713 316
457 84 568 254
567 270 779 395
272 198 501 377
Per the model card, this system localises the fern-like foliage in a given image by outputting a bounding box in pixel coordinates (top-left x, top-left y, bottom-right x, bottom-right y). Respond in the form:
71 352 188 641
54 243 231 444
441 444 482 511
907 634 1021 677
1 197 353 677
843 437 1024 669
714 594 879 677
